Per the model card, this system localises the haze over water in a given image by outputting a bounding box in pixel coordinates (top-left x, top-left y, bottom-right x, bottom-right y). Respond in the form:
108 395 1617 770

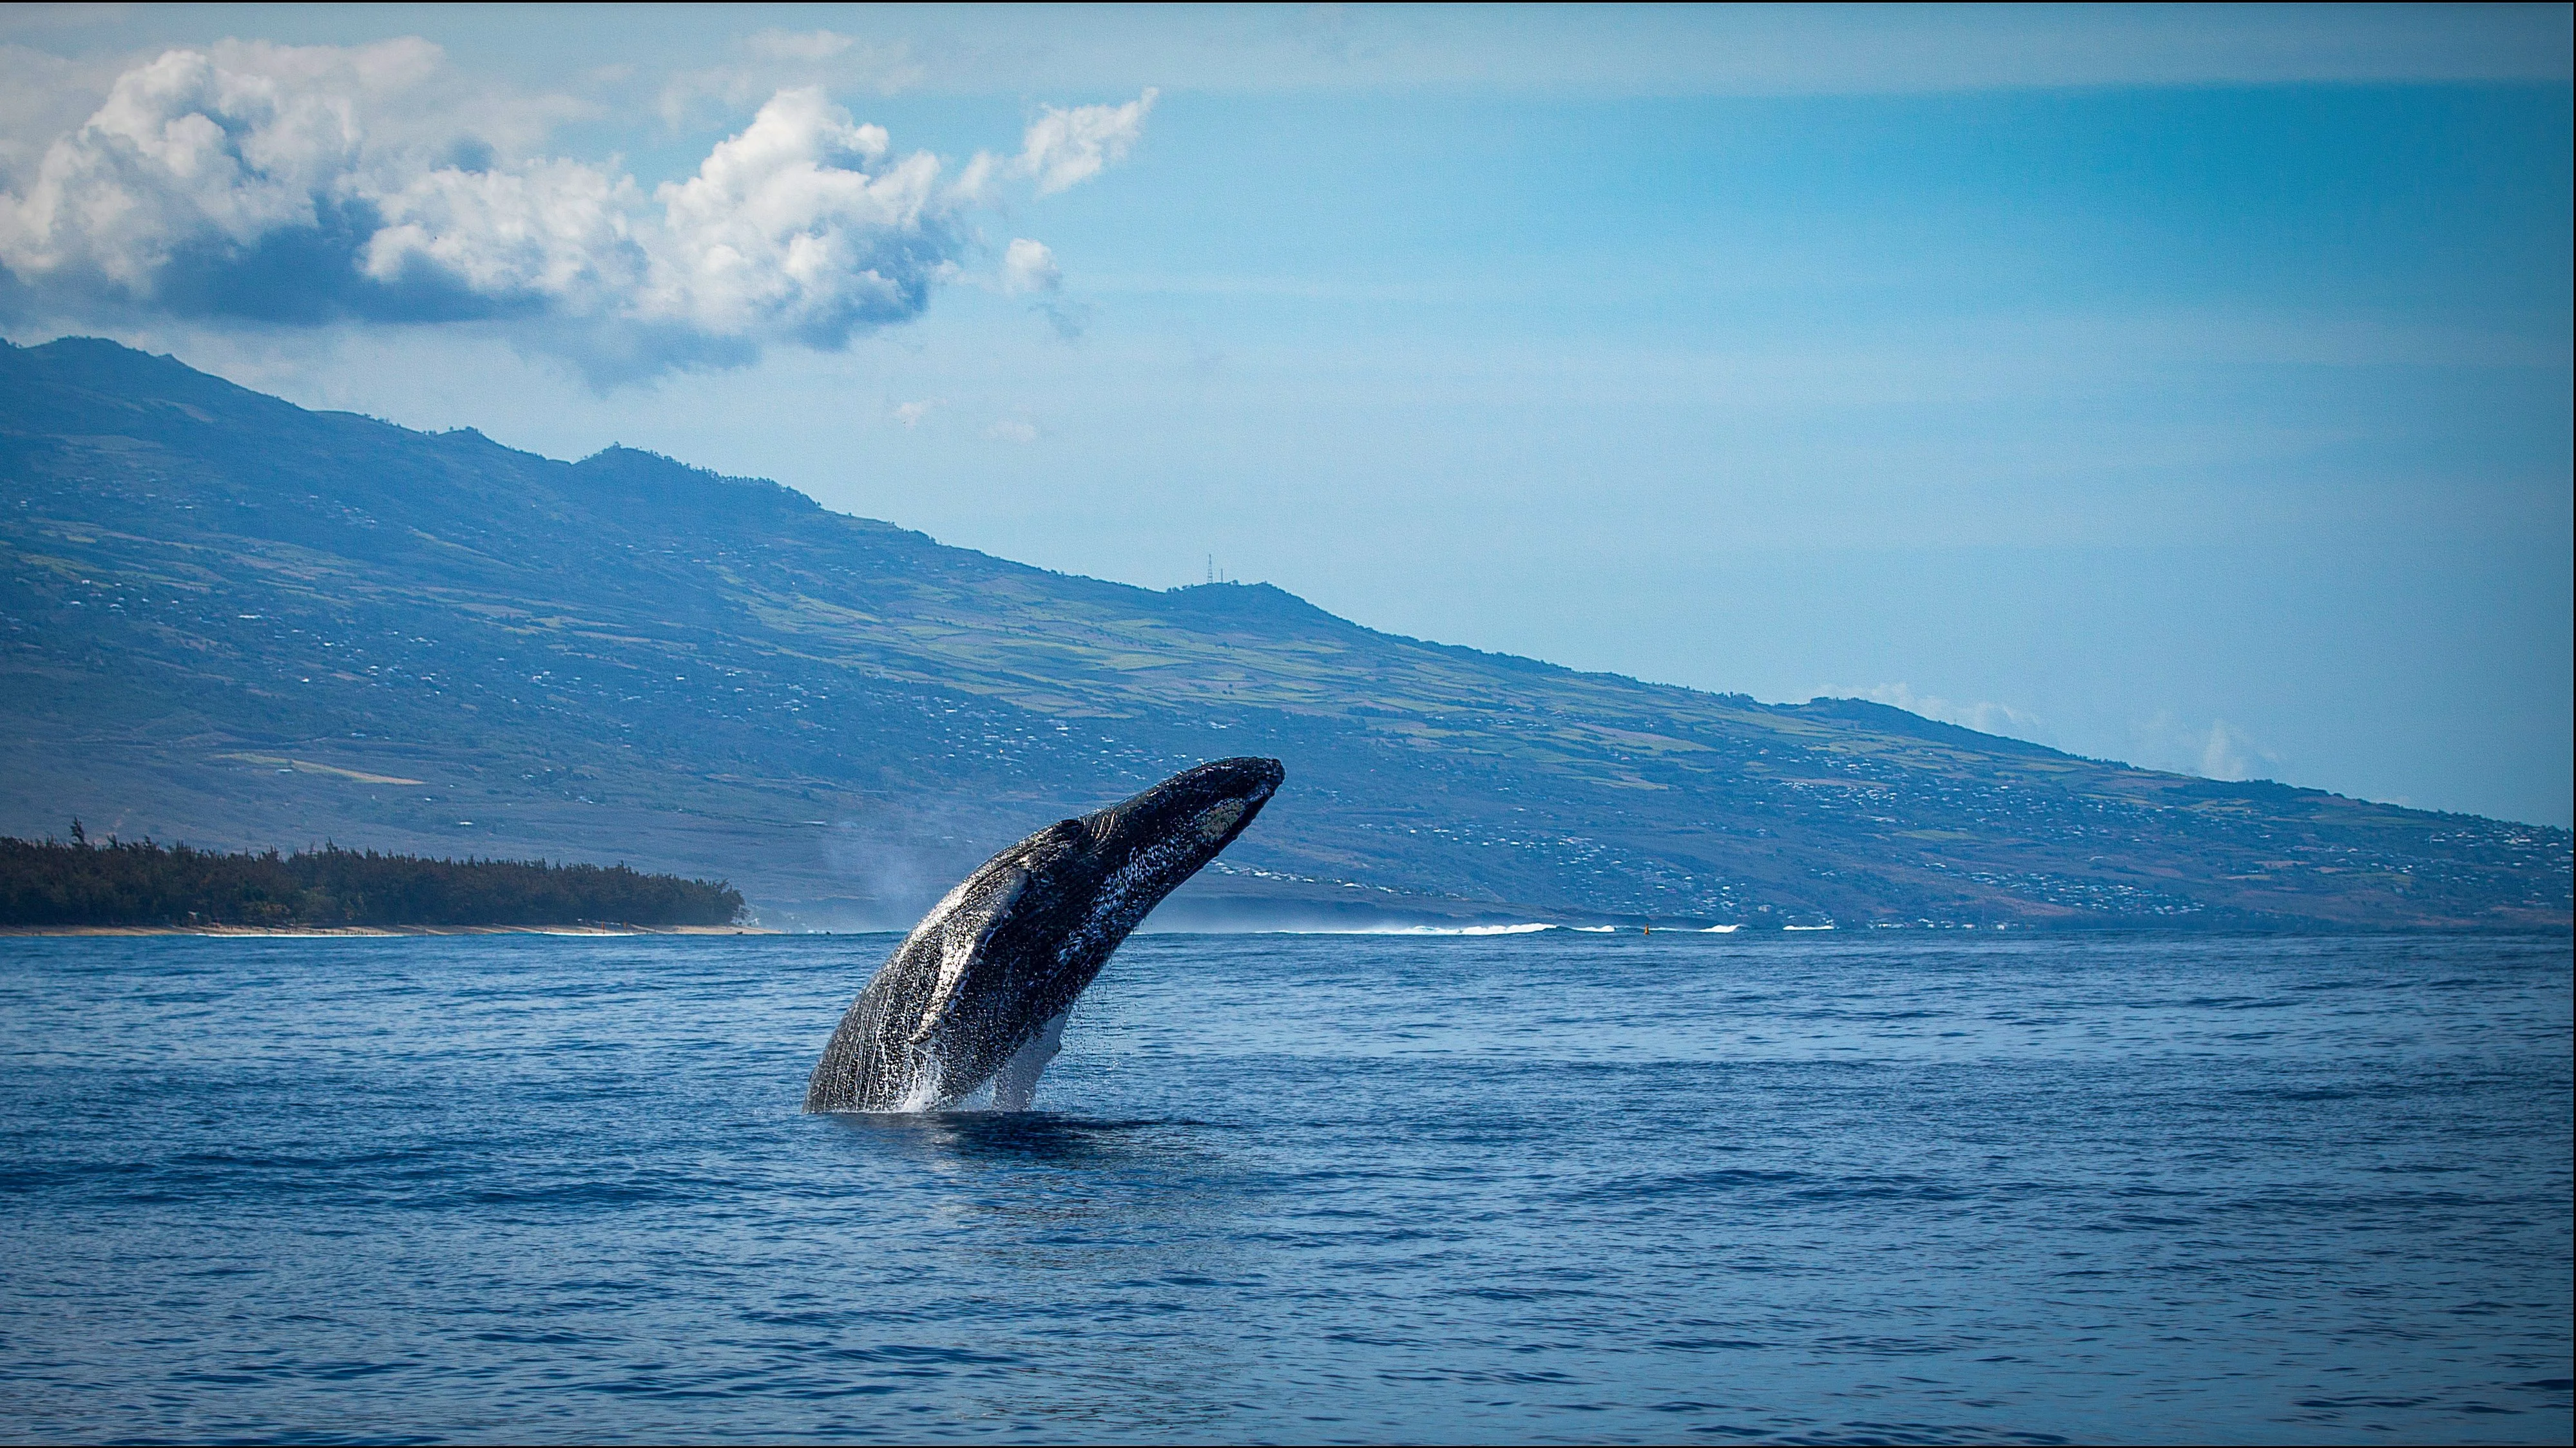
1 931 2567 1443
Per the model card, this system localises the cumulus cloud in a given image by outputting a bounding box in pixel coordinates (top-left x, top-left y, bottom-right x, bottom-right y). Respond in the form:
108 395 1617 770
999 237 1059 294
0 41 1151 378
360 158 643 305
5 45 393 291
892 397 938 426
646 88 963 346
1015 89 1156 195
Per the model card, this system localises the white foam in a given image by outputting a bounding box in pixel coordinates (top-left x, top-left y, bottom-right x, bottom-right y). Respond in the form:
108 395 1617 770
1570 925 1618 933
1365 922 1559 936
1700 924 1742 933
890 1053 947 1112
1783 924 1837 931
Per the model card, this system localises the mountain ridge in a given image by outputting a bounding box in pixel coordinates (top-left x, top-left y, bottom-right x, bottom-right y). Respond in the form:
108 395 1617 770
4 336 2567 929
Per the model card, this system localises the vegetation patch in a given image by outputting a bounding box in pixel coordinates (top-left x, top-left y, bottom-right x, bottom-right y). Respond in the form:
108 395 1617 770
1 826 743 928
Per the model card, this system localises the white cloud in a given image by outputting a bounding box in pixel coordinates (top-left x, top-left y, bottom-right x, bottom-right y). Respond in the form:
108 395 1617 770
0 39 570 258
986 418 1037 444
1841 687 2300 785
944 148 1001 205
2129 711 2285 783
645 87 952 343
1015 88 1155 196
892 397 939 426
2194 720 2265 782
2 44 381 287
0 43 1135 378
1853 682 2050 745
361 157 644 302
999 237 1059 294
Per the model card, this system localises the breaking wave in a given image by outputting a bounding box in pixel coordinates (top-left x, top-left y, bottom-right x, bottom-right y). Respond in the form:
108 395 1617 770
1355 922 1559 937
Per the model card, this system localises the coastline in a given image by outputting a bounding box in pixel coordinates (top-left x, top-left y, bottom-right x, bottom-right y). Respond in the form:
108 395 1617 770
0 924 779 938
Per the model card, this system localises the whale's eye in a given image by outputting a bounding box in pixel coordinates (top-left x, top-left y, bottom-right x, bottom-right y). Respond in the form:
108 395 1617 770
1195 799 1247 841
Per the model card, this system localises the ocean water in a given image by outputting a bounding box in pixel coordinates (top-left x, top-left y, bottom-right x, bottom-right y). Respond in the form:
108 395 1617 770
0 931 2567 1445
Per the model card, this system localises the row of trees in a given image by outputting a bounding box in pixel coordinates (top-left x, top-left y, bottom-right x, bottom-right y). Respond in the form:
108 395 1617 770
1 825 744 928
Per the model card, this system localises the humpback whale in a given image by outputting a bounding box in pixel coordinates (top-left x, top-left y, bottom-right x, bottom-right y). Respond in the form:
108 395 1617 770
805 757 1284 1112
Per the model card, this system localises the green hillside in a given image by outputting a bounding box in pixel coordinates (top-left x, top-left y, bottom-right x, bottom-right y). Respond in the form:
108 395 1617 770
3 338 2566 929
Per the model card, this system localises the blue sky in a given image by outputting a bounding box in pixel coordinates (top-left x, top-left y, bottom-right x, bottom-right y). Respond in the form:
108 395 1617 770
3 4 2569 825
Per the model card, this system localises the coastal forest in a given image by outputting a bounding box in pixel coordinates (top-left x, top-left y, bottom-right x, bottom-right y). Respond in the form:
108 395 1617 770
0 827 744 929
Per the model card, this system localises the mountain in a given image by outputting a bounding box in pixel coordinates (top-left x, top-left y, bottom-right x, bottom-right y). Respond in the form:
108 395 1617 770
3 337 2567 930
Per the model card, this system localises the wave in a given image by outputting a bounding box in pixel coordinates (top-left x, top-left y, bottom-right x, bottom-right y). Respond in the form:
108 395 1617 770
1570 925 1619 933
1700 924 1742 933
1367 922 1559 937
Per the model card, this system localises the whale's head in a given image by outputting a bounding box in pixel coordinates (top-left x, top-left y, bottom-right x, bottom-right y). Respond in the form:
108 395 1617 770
976 752 1282 978
1071 755 1284 904
986 756 1284 957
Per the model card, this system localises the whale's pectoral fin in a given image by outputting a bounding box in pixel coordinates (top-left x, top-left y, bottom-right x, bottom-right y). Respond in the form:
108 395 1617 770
907 867 1031 1046
988 1008 1070 1112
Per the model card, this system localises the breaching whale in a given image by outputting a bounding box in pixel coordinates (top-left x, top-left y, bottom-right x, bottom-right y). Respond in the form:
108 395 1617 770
804 757 1284 1112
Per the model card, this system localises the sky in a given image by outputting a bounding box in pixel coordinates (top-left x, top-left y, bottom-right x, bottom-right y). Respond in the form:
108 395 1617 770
2 3 2569 826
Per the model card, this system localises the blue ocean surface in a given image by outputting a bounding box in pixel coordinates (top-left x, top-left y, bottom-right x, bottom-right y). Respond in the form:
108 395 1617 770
0 931 2567 1445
